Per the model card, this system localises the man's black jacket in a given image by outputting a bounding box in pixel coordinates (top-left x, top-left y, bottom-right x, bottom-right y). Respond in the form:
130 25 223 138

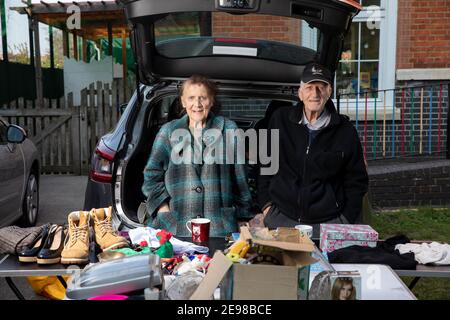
257 100 369 224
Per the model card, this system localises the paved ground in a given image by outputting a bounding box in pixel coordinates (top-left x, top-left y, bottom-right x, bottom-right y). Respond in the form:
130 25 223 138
0 175 88 300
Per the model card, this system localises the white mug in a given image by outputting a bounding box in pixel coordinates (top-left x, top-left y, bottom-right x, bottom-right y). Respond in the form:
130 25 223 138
295 224 313 238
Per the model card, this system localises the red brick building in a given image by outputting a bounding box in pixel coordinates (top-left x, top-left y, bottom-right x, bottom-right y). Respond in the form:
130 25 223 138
207 1 449 162
208 1 450 99
396 0 450 81
212 12 301 46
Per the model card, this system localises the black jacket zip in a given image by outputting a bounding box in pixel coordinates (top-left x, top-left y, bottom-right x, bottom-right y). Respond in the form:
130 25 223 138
299 121 341 221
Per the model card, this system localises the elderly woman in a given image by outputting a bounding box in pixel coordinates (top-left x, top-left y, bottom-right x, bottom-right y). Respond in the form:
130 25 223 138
141 75 253 236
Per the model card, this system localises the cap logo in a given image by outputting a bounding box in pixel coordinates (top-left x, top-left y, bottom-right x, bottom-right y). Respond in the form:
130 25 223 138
311 65 323 75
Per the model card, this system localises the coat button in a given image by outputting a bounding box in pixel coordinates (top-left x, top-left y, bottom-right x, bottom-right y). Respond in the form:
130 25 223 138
298 218 301 222
194 186 203 193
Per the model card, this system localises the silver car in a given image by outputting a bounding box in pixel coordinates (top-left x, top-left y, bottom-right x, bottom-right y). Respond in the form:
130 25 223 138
0 117 40 227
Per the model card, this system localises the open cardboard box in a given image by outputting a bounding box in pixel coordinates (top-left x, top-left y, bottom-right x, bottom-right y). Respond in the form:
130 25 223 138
191 226 317 300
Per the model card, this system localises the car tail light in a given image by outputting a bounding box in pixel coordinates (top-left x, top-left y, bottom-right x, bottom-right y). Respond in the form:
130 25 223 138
338 0 363 10
90 140 116 183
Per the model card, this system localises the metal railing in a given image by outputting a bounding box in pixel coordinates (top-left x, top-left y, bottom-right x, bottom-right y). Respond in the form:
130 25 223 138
337 82 450 161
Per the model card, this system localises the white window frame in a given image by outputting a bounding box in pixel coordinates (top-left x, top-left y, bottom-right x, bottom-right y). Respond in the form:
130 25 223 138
301 20 318 50
333 0 399 121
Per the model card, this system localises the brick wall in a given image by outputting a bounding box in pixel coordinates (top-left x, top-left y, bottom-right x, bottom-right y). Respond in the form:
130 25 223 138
397 0 450 69
369 160 450 208
212 13 301 45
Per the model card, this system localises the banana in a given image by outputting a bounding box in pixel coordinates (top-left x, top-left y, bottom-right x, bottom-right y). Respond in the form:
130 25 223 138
228 240 251 258
226 252 241 263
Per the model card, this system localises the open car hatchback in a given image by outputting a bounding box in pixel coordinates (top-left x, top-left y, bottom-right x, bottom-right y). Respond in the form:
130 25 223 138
84 0 361 229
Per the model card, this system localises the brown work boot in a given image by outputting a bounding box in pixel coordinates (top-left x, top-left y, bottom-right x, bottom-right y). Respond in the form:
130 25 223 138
90 207 128 251
61 211 90 264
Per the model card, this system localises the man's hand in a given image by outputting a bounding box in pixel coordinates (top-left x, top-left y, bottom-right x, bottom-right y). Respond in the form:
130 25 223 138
262 206 271 217
247 214 264 228
247 205 272 228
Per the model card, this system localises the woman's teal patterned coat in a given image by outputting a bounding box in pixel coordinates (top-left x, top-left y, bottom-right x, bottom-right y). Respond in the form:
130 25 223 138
142 113 253 236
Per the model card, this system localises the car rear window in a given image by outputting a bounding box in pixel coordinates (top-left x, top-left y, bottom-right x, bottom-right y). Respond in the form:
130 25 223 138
153 12 320 65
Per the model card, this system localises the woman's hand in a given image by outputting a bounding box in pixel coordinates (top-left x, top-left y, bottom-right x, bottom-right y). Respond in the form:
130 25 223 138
157 203 170 213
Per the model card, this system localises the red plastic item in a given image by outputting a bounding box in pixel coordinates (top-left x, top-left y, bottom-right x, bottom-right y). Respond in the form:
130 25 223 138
156 230 172 244
139 240 148 247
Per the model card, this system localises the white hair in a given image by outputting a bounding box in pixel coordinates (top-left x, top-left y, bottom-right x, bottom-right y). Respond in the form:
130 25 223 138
300 81 332 88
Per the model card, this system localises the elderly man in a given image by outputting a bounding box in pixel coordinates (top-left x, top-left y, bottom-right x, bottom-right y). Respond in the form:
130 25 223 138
256 63 368 238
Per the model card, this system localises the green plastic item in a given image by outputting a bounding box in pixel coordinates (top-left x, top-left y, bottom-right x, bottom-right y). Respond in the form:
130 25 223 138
108 246 151 257
155 240 174 258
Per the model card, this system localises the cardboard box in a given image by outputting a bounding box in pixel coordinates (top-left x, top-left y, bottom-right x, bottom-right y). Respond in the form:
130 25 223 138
190 227 316 300
320 224 378 253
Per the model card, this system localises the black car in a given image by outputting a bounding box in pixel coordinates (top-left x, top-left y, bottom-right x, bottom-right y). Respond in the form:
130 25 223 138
84 0 361 229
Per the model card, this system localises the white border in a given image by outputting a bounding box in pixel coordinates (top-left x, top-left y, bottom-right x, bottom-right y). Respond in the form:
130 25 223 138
397 68 450 81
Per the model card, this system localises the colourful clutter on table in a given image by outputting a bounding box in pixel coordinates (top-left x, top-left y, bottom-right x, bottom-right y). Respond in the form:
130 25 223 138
190 226 316 300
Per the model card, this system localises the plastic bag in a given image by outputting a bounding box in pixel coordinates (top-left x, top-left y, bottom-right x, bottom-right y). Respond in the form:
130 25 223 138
27 276 69 300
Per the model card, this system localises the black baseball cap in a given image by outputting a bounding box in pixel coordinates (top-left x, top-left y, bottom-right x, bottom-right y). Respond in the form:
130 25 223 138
301 63 333 86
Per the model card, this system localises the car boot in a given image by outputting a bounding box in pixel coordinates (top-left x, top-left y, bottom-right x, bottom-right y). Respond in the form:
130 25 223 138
60 211 90 264
90 207 128 251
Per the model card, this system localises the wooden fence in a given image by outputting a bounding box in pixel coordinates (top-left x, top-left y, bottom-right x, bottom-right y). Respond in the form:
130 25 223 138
0 79 133 175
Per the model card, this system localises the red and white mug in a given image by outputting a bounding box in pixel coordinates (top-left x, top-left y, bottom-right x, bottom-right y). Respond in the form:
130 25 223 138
186 218 210 243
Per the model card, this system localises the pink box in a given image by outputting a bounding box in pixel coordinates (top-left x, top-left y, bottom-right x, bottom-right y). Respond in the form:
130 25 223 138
320 224 379 253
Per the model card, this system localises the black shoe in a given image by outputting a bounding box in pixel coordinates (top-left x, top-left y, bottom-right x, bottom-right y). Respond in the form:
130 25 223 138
37 225 66 265
18 224 51 263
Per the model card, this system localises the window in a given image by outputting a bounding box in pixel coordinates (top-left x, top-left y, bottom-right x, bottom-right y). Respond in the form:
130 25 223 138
335 0 398 119
0 0 5 61
51 27 64 68
153 12 320 66
40 23 64 68
6 0 30 64
301 20 318 50
335 20 380 98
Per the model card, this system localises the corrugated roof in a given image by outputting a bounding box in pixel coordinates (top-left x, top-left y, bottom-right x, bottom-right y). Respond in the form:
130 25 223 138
11 1 128 40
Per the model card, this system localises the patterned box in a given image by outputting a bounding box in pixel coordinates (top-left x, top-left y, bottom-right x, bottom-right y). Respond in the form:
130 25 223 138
320 224 378 253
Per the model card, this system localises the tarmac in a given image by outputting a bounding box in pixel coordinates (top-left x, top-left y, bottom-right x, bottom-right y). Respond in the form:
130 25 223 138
0 174 88 300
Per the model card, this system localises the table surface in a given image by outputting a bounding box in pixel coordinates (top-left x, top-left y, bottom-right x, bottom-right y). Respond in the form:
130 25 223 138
1 237 449 277
331 264 417 300
394 264 450 277
0 237 447 300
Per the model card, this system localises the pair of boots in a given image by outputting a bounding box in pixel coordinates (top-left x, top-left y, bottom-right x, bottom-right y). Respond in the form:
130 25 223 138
60 207 128 264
